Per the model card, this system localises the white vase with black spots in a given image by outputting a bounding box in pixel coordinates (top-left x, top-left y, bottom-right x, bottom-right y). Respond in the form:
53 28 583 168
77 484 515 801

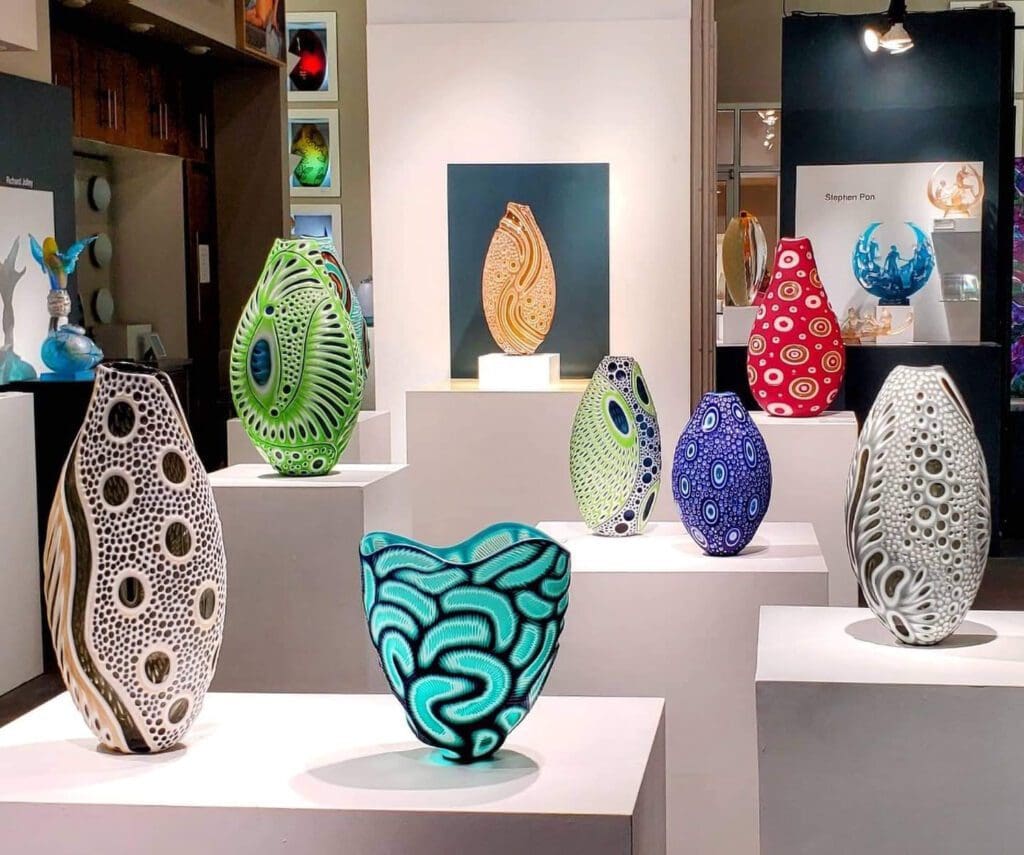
845 365 990 646
44 363 227 753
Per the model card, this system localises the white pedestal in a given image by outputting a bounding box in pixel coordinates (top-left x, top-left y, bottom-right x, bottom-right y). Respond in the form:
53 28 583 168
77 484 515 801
208 464 411 693
757 606 1024 855
478 352 561 391
719 305 759 345
0 392 42 695
0 693 667 855
751 410 859 606
226 410 393 466
539 521 828 855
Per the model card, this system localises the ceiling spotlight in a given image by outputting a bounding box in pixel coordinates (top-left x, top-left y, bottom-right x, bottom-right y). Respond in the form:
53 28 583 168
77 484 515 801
60 0 92 7
863 27 881 53
863 0 913 55
128 22 155 34
185 45 212 55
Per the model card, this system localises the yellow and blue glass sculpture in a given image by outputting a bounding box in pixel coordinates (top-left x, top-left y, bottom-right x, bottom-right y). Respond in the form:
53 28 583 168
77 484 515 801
673 392 772 556
360 523 571 763
569 356 661 536
230 238 364 476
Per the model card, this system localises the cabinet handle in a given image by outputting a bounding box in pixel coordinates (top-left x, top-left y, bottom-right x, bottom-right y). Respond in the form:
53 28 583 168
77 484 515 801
104 89 112 128
195 233 202 323
113 91 118 130
163 103 169 140
159 104 165 140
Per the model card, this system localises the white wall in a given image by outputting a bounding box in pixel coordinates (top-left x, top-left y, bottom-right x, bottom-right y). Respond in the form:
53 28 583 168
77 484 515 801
367 1 692 462
0 0 48 82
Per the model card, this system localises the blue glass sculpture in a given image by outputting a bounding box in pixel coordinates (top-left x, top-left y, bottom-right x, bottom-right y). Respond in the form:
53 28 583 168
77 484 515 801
41 324 103 377
852 222 936 306
672 392 772 556
360 523 571 763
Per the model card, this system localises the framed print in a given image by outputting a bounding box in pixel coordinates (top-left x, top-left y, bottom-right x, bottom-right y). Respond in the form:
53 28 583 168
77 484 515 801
287 12 338 102
238 0 286 65
291 203 343 249
288 109 341 197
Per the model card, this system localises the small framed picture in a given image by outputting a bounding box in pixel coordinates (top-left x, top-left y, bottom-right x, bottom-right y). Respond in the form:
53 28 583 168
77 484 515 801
291 203 343 249
237 0 286 66
142 332 167 362
288 109 341 197
286 12 338 102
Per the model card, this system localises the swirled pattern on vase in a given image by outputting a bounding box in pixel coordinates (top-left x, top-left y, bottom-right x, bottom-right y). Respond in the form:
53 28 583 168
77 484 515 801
845 365 990 646
309 236 370 372
672 392 772 556
481 202 556 356
722 211 769 307
230 238 364 476
569 356 661 536
360 523 570 763
43 363 227 753
747 237 846 417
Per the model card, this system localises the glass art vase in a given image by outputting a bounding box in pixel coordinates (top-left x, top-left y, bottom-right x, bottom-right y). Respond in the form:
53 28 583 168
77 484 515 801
309 236 370 371
672 392 772 556
360 523 571 763
722 210 769 307
569 356 661 536
747 237 845 417
44 363 226 753
230 238 364 476
846 365 990 646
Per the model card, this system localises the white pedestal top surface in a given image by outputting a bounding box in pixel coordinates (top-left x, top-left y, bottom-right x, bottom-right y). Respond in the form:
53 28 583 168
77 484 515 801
0 693 663 817
416 379 588 394
750 410 858 430
209 463 407 489
757 606 1024 688
539 521 828 576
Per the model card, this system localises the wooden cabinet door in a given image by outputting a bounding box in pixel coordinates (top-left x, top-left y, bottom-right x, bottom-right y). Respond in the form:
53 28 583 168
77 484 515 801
127 55 180 155
77 41 129 144
50 29 81 136
180 72 214 163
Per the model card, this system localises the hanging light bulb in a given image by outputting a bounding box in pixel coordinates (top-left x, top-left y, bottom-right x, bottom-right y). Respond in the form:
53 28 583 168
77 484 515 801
863 0 913 55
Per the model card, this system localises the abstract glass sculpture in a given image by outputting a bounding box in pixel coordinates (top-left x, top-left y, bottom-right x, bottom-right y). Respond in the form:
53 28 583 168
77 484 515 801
230 238 364 476
845 365 990 646
291 123 330 187
722 211 769 307
0 237 36 383
288 28 327 91
570 356 661 536
747 237 845 417
852 222 935 306
360 523 570 763
44 363 227 752
672 392 772 556
481 202 556 355
309 236 370 371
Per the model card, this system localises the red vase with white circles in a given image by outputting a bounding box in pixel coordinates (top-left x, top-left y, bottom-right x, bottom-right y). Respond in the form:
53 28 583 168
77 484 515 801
746 237 846 418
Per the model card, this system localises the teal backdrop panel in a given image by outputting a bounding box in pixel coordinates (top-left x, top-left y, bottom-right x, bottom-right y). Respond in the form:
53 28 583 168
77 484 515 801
447 163 610 379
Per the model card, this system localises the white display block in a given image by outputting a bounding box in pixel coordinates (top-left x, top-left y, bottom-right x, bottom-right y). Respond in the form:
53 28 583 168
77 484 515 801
478 352 561 391
719 305 759 345
539 521 828 855
0 392 42 695
757 606 1024 855
751 410 859 606
226 410 393 466
0 693 667 855
208 464 411 693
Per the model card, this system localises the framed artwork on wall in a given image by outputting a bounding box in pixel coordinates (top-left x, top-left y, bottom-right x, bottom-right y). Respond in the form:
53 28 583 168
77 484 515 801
287 12 338 102
291 203 343 249
288 109 341 197
237 0 286 66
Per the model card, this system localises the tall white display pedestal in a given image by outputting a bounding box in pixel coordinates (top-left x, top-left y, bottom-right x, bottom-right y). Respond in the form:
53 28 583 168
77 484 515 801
208 464 410 693
0 693 667 855
226 410 392 466
407 381 677 544
757 606 1024 855
539 521 828 855
752 411 859 605
0 392 42 695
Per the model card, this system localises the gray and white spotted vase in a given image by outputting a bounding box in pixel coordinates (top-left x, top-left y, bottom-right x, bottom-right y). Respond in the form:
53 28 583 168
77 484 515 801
44 363 227 752
845 365 990 646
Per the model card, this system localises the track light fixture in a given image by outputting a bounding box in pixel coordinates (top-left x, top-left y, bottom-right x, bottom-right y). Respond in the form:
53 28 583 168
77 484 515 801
863 0 914 55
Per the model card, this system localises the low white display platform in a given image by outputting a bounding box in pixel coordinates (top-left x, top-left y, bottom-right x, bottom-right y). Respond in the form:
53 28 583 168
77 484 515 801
539 521 828 855
752 410 859 605
0 693 666 855
0 392 42 695
757 606 1024 855
208 464 411 693
478 352 561 390
407 380 677 544
226 410 392 466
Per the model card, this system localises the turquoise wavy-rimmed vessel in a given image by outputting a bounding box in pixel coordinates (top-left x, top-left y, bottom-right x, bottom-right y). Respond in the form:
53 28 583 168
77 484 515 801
360 522 571 763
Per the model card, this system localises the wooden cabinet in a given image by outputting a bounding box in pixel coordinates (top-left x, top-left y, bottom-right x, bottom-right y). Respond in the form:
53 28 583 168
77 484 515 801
77 40 131 145
180 72 214 163
50 29 80 135
129 56 181 155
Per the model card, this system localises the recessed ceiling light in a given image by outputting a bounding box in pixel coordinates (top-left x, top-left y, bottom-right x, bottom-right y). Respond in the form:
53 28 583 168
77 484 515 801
61 0 92 8
128 22 155 34
185 45 211 56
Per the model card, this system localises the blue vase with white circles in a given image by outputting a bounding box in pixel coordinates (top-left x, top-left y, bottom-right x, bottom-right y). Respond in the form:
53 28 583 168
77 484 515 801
672 391 772 556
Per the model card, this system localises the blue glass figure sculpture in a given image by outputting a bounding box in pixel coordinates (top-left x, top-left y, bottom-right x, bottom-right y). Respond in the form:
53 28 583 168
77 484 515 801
30 234 103 378
0 237 37 383
672 392 772 556
360 523 571 763
851 222 936 306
